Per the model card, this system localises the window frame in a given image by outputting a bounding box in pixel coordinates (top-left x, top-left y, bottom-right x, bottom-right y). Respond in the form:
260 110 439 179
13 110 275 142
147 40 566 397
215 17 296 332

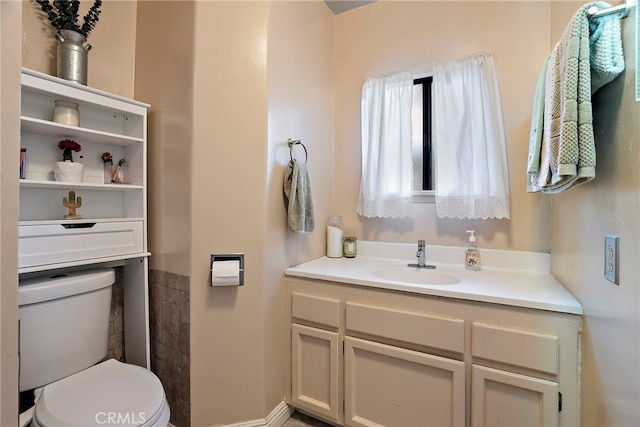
412 75 435 203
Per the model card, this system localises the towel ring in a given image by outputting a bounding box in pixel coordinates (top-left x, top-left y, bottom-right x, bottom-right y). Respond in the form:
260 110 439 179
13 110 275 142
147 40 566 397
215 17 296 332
288 139 308 164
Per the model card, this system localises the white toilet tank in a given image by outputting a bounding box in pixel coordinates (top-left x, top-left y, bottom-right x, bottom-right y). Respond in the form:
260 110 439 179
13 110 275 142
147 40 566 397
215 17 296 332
18 268 115 392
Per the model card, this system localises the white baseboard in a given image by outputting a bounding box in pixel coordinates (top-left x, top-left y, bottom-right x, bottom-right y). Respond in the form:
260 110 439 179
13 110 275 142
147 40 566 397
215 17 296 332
222 401 294 427
266 402 295 427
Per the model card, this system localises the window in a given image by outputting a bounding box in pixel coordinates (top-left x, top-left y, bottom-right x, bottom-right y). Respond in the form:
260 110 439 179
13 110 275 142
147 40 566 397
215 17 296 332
412 76 434 202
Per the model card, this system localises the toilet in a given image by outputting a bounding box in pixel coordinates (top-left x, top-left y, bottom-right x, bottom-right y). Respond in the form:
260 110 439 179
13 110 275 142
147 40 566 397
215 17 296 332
18 268 170 427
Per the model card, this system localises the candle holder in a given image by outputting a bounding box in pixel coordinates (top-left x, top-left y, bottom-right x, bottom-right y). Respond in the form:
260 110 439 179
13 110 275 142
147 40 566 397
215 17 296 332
343 237 357 258
53 100 80 126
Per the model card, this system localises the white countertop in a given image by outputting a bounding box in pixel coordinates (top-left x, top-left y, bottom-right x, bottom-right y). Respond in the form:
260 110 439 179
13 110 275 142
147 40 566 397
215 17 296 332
284 242 583 315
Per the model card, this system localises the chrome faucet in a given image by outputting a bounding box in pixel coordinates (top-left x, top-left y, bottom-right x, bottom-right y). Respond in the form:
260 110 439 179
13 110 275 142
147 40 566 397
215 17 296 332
417 240 426 266
408 240 436 269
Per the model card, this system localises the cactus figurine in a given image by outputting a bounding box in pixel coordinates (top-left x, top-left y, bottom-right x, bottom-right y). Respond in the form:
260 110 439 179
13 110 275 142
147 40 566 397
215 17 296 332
63 190 83 219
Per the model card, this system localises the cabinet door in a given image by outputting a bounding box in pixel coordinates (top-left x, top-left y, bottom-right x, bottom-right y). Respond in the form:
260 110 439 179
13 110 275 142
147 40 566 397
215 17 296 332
472 365 558 427
291 323 341 423
344 336 465 427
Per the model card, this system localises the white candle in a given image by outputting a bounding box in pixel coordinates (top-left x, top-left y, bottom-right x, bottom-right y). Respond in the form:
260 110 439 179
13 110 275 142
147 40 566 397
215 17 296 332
327 225 343 258
53 100 79 126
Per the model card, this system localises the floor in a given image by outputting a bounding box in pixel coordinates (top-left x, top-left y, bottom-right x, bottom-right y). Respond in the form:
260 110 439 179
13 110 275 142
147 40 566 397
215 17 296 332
283 411 333 427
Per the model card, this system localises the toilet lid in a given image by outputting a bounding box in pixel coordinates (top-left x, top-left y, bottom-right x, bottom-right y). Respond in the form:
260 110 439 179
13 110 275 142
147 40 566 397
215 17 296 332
34 359 166 427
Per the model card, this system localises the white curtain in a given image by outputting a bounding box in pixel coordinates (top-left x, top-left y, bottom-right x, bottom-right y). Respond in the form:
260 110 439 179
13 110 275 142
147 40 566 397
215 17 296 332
433 52 510 219
357 71 414 218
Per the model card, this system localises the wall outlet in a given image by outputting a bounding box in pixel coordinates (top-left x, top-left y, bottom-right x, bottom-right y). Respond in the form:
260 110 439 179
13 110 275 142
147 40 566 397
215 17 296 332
604 235 619 285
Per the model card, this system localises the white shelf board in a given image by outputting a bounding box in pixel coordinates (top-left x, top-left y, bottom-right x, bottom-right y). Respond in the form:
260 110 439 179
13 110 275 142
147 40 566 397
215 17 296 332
18 251 151 274
19 179 143 191
22 68 150 111
21 116 143 146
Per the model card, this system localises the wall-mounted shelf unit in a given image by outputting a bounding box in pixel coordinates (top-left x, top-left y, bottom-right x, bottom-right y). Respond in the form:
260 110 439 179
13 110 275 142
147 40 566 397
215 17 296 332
18 68 151 368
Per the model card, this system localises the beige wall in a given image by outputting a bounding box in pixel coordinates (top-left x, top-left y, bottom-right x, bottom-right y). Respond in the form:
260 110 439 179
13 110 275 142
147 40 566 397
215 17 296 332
22 0 137 98
334 1 552 251
134 3 194 426
549 3 640 427
134 1 194 277
1 1 21 424
265 0 335 413
138 1 335 423
189 2 269 424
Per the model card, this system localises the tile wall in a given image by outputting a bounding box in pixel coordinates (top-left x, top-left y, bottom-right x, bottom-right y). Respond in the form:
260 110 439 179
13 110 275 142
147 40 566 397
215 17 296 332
149 269 191 427
106 266 125 361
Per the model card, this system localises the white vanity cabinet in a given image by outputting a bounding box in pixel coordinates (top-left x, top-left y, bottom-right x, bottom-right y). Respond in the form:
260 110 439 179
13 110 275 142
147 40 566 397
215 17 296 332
18 68 151 368
289 286 466 427
291 293 342 423
285 277 582 427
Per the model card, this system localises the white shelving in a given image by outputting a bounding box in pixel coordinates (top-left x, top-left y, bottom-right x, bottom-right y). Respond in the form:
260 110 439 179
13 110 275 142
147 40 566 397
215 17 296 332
19 68 151 368
19 68 148 228
21 116 144 146
20 179 143 191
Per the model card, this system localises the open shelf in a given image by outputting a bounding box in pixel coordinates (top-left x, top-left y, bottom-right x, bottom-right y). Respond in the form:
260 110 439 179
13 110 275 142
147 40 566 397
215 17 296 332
21 116 143 146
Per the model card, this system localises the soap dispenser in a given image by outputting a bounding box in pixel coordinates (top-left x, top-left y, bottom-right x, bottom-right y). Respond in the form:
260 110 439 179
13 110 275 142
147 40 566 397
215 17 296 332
465 230 481 271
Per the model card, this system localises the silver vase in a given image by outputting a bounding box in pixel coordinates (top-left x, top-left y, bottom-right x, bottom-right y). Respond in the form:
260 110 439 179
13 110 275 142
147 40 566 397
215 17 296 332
56 29 92 85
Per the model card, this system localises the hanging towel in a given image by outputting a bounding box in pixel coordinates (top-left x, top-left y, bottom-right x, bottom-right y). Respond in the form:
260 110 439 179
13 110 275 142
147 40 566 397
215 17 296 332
527 56 549 192
284 159 315 233
590 9 625 93
527 1 625 194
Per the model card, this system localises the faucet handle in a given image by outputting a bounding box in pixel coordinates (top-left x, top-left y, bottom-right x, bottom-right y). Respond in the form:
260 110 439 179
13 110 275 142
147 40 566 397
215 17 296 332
418 240 425 248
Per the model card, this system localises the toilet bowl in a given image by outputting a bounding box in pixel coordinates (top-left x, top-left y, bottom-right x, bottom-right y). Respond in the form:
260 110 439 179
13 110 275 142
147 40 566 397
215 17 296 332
29 359 170 427
18 269 170 427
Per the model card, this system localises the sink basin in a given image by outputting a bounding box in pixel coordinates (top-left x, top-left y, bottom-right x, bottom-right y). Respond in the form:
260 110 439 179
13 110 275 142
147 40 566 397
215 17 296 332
372 267 460 285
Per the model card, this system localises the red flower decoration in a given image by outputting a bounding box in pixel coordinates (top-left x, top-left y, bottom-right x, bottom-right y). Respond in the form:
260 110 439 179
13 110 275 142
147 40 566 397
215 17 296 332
58 139 81 162
58 139 81 151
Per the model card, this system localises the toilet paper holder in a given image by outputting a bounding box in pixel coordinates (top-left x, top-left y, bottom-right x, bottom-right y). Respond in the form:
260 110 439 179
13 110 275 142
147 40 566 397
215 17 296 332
210 253 244 286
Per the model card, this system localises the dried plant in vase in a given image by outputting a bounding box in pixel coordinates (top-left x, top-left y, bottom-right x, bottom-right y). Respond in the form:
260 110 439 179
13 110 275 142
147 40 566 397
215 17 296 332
34 0 103 38
34 0 103 84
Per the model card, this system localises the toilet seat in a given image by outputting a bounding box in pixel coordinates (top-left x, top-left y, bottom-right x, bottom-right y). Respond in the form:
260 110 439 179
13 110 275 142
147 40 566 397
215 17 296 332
33 359 169 427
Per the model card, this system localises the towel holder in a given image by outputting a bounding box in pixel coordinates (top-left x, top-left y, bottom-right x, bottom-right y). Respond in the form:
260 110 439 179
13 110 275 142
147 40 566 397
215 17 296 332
288 138 308 164
588 0 632 19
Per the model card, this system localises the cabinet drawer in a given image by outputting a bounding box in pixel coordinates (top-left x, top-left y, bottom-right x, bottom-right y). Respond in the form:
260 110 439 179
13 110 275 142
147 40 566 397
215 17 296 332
472 323 558 375
19 221 144 268
292 293 340 329
346 302 465 354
